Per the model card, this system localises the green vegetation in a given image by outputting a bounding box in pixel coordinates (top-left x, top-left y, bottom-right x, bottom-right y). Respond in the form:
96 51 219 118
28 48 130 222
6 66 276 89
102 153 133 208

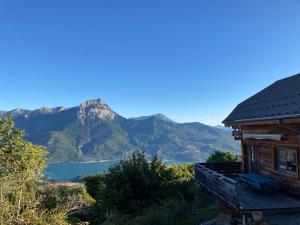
0 116 218 225
182 201 218 225
0 117 92 225
206 150 238 163
84 151 216 225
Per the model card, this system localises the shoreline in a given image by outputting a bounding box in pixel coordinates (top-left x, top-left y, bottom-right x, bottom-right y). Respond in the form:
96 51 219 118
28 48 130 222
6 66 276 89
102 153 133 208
47 159 194 164
47 159 120 164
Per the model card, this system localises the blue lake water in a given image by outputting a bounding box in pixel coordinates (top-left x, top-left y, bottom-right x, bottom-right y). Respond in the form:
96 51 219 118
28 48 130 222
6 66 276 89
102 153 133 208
45 160 194 181
45 161 119 181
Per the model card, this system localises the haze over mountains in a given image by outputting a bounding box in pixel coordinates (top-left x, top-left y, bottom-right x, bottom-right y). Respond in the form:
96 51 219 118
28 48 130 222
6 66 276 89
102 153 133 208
1 99 239 162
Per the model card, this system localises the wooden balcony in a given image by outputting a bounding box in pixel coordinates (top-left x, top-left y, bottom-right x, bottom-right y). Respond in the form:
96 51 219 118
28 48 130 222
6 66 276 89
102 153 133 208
195 162 300 213
195 163 241 209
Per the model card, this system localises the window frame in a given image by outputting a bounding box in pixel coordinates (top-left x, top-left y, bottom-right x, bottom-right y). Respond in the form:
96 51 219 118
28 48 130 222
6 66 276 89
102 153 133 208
273 147 299 178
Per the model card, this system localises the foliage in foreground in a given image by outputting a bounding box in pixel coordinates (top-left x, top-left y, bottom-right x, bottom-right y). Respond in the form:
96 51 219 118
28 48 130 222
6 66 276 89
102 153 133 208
206 150 238 163
0 116 90 225
84 151 205 225
0 116 217 225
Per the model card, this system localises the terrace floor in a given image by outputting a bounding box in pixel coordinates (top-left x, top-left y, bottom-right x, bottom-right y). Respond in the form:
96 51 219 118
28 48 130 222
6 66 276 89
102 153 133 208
264 213 300 225
195 163 300 213
238 185 300 212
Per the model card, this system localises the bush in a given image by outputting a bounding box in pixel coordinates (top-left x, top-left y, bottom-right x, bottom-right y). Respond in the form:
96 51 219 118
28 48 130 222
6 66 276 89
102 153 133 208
206 150 238 163
131 207 169 225
0 117 92 225
101 211 132 225
85 151 202 224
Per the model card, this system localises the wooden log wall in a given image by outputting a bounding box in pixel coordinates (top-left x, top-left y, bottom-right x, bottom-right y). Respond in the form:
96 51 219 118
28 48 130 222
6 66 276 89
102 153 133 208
241 122 300 196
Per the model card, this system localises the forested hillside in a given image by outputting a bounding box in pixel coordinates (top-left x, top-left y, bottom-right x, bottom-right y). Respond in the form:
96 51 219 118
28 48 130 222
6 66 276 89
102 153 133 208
1 99 239 162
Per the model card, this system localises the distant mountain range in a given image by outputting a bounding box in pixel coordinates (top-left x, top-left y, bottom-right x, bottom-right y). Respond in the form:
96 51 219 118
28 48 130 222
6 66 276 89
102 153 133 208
1 99 239 162
130 113 175 123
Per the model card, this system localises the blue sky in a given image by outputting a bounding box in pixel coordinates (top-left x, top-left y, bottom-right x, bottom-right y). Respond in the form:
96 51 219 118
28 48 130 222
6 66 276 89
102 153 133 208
0 0 300 125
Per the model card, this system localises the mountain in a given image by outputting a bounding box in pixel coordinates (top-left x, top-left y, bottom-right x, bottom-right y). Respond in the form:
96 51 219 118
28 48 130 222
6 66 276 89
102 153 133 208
130 113 175 123
1 99 239 162
214 125 232 132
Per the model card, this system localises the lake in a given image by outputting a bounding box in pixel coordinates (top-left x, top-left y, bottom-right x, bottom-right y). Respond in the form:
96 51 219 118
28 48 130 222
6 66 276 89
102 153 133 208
45 160 194 181
45 161 119 181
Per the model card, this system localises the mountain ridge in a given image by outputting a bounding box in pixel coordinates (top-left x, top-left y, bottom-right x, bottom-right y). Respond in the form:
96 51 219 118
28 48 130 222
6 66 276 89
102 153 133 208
1 99 239 162
130 113 175 123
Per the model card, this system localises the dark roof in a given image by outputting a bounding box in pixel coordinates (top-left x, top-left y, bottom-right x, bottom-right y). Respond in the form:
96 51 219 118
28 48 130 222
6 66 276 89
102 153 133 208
223 73 300 125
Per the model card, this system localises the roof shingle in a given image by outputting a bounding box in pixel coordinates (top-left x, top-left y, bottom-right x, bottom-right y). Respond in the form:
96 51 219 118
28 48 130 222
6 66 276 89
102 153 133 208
223 73 300 125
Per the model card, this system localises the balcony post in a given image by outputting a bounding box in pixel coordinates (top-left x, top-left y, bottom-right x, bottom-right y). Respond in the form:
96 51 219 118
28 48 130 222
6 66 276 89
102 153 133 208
242 213 246 225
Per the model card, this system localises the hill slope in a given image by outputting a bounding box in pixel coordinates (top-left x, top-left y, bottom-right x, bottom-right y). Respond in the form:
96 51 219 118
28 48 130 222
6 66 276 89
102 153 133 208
2 99 239 162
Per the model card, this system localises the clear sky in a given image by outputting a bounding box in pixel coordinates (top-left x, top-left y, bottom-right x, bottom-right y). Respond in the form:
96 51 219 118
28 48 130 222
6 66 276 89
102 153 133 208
0 0 300 125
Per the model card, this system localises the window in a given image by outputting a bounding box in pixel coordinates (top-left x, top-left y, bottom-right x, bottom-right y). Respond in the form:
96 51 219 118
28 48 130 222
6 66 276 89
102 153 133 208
276 148 297 174
278 150 286 170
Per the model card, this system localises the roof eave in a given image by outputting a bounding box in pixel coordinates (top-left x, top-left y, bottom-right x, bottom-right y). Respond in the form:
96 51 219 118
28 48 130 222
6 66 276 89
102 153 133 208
223 114 300 127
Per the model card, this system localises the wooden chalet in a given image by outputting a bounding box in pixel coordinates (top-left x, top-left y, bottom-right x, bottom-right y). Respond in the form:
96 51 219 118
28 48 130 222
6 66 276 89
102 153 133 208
196 74 300 225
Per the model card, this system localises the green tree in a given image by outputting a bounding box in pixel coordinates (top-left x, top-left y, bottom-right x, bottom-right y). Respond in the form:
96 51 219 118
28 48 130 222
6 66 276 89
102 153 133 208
85 151 201 224
0 116 46 184
0 116 47 222
0 116 89 225
206 150 238 163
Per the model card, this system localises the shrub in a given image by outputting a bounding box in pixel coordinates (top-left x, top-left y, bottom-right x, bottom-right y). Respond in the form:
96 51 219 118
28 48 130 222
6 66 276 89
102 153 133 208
206 150 238 163
131 207 169 225
85 151 202 224
0 117 91 225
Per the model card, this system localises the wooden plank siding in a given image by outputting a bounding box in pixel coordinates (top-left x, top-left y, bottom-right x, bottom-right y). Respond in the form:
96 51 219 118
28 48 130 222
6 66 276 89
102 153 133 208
241 122 300 196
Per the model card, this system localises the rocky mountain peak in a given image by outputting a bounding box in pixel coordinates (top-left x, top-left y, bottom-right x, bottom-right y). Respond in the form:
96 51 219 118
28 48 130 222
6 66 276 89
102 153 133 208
9 108 28 115
78 98 116 121
80 98 108 108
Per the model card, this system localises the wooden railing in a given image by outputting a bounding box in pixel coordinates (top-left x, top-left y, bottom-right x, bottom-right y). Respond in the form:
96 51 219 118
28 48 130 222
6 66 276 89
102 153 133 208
195 163 242 209
199 162 242 177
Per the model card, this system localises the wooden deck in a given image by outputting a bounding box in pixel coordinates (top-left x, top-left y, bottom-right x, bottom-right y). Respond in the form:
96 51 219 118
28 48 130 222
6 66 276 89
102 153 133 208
195 163 300 213
238 186 300 212
264 213 300 225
